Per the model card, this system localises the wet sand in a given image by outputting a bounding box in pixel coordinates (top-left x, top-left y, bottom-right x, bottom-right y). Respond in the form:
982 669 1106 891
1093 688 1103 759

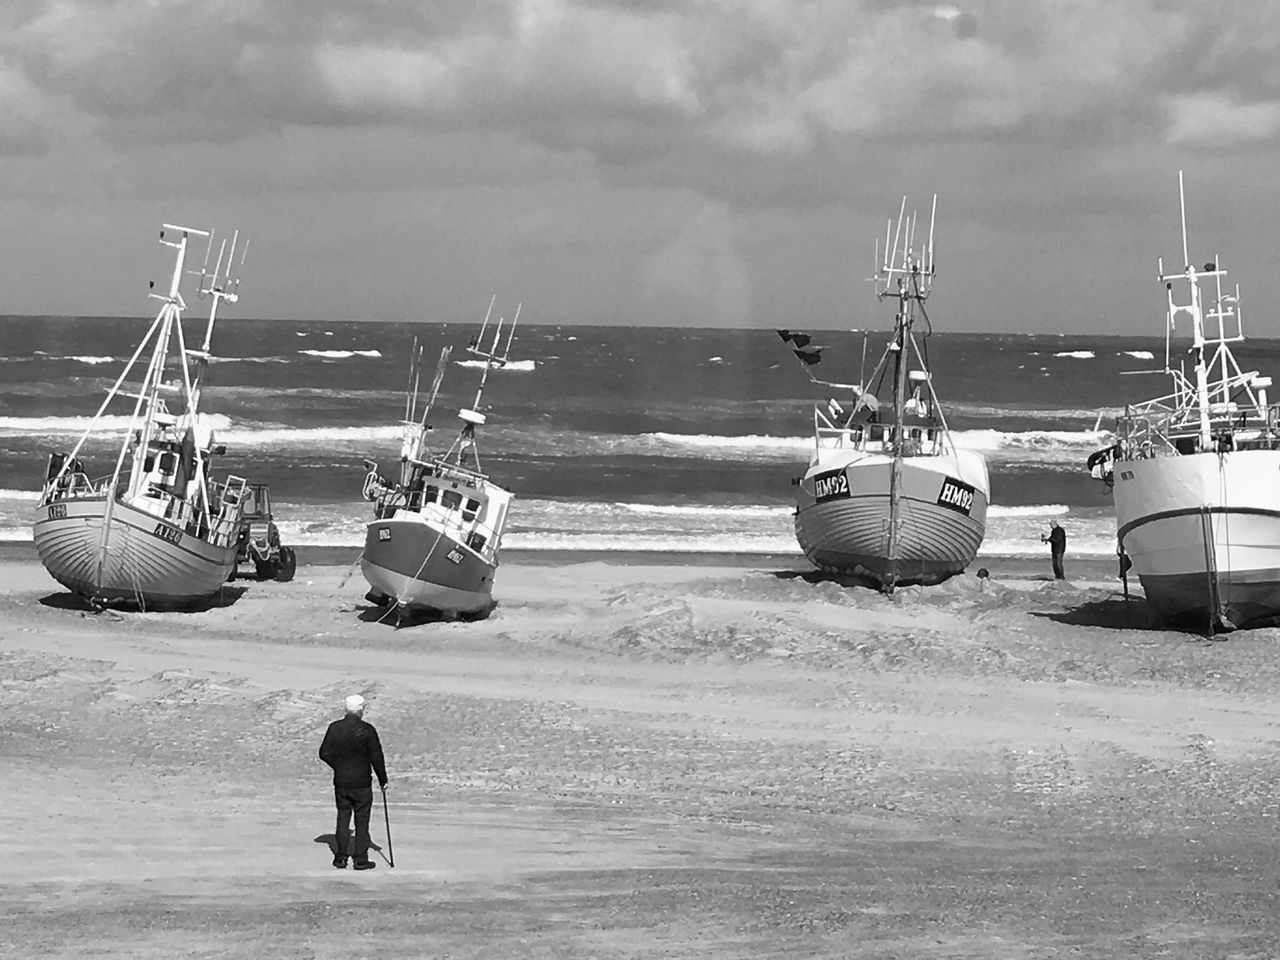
3 555 1279 958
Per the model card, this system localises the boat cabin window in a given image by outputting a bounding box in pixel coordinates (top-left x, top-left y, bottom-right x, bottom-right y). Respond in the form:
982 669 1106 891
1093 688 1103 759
441 489 463 511
851 427 863 443
423 484 439 503
463 498 481 521
1174 436 1197 455
468 532 487 552
870 425 884 442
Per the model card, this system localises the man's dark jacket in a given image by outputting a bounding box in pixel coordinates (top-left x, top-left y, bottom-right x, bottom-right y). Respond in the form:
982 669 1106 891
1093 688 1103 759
319 714 388 788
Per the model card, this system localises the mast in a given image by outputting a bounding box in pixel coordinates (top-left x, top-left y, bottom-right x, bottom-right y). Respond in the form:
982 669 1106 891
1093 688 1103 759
887 274 908 586
1184 173 1212 448
453 298 520 473
188 228 243 410
1159 172 1214 447
186 228 245 523
98 225 207 588
876 196 936 591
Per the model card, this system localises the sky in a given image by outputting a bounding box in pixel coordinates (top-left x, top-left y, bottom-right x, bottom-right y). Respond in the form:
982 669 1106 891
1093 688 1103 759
1 0 1279 334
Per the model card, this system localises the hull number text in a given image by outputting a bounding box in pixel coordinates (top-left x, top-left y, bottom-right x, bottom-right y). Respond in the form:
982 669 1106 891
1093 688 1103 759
152 523 182 546
447 548 464 565
937 478 976 515
813 470 851 503
47 503 67 520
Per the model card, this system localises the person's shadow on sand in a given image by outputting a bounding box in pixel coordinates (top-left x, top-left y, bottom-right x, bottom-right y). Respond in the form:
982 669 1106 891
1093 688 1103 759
314 833 388 865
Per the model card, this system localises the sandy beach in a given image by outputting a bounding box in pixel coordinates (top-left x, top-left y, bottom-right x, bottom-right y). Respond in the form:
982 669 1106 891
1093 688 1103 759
4 552 1280 959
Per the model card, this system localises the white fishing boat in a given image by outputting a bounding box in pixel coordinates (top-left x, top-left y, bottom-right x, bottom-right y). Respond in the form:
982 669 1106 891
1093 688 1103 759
1089 173 1280 632
360 299 518 623
783 197 989 592
32 225 249 609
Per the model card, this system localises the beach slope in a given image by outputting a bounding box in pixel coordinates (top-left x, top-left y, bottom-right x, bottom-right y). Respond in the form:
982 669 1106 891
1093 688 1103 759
3 559 1280 958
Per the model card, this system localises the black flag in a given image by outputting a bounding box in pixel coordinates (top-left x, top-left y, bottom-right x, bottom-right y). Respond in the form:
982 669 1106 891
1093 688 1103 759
777 329 812 348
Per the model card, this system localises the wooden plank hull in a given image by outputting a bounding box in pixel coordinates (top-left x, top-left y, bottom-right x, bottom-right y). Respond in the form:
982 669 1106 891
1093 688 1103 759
32 495 238 607
795 450 989 589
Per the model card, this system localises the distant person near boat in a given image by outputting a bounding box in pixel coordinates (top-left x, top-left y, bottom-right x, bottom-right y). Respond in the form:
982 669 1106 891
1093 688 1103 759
1042 521 1066 580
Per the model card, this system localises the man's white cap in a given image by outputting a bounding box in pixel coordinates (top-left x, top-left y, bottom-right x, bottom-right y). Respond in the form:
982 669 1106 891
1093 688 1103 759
345 694 366 713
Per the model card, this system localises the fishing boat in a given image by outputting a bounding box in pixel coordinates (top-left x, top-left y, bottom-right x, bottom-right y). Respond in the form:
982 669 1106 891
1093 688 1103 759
782 196 989 592
1088 172 1280 632
32 225 249 609
359 299 518 623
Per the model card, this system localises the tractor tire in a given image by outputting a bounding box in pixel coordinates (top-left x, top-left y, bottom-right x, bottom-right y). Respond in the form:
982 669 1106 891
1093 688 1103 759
274 547 297 582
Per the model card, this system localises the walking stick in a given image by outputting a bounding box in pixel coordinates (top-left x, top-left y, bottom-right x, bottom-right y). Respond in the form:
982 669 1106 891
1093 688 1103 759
381 784 395 868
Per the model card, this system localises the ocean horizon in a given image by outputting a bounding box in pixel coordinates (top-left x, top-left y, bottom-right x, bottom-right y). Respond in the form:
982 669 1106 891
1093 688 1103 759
7 313 1270 563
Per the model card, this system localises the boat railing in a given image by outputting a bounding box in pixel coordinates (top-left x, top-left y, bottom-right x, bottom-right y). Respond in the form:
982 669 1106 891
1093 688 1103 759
461 513 500 556
375 477 502 556
413 487 498 545
420 455 487 485
814 417 943 457
121 479 203 533
1116 402 1280 457
208 475 248 547
40 469 109 505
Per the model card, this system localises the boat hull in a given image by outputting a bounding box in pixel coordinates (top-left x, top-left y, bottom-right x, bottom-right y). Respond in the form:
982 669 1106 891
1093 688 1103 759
795 450 989 589
361 515 496 615
1113 450 1280 629
32 495 238 607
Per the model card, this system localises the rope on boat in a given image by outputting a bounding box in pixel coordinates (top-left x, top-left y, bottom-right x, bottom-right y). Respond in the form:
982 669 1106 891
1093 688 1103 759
338 550 365 590
385 522 454 625
1200 506 1221 636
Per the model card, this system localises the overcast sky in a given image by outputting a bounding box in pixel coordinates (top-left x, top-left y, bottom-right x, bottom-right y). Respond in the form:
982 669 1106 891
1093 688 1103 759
0 0 1277 334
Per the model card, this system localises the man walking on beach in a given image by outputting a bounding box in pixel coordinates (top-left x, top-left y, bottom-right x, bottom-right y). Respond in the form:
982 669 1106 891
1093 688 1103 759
1042 521 1067 580
319 694 389 870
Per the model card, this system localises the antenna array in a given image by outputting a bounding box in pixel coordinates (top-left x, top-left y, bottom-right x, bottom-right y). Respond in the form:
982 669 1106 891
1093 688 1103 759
874 195 937 299
468 294 521 367
192 229 249 307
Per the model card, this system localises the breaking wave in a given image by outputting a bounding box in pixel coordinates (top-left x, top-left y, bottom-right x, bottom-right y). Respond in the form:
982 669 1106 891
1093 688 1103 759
455 359 537 372
218 424 403 445
298 349 383 359
0 354 119 365
647 428 1113 466
0 413 234 435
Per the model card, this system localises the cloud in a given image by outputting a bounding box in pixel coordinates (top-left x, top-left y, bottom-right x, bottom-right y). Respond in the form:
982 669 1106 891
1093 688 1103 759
4 1 1280 177
639 201 750 326
0 56 49 155
932 5 979 39
1166 93 1280 146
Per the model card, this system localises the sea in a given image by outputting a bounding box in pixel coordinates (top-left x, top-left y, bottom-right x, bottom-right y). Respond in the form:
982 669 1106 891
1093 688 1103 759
5 314 1279 563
